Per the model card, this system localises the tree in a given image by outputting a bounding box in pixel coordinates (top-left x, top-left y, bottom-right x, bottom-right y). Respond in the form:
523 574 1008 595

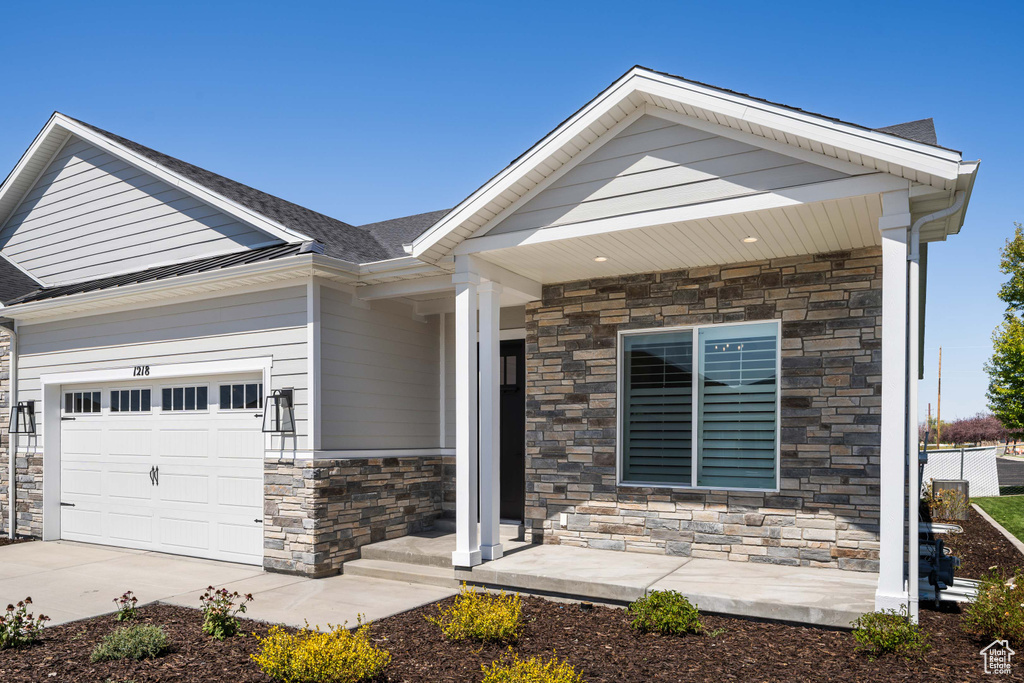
986 223 1024 436
941 413 1008 445
986 315 1024 436
998 223 1024 312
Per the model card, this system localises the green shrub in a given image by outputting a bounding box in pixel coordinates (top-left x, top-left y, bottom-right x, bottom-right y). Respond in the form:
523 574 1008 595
850 608 930 659
199 586 253 640
627 590 702 635
251 619 391 683
481 652 585 683
90 625 169 662
1 597 49 649
963 568 1024 643
426 584 522 643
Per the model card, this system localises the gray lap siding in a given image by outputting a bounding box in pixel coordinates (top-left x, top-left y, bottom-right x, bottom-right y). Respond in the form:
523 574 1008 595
523 246 882 571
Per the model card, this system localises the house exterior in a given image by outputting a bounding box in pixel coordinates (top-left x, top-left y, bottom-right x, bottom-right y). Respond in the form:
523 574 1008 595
0 68 978 619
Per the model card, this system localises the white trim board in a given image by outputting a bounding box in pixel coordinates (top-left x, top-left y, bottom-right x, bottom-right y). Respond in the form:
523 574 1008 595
40 357 274 387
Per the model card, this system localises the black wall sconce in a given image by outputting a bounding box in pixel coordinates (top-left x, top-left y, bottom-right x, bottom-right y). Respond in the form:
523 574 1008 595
10 401 36 435
262 389 295 434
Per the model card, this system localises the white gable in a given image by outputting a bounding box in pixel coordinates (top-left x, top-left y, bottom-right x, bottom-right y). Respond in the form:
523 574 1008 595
0 136 280 285
486 115 851 236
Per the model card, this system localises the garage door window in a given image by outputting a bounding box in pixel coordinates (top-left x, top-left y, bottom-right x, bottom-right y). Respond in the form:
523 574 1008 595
64 391 101 414
162 386 209 412
220 383 263 410
111 388 152 413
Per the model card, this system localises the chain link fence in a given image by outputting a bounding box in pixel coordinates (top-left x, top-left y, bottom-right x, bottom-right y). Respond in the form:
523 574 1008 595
921 446 1001 497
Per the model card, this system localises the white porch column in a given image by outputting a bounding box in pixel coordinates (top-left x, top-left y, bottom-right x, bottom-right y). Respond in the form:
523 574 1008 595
452 269 482 568
876 190 911 611
479 280 503 560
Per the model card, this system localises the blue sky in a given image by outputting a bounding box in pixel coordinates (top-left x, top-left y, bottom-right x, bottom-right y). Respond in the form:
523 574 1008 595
0 1 1020 421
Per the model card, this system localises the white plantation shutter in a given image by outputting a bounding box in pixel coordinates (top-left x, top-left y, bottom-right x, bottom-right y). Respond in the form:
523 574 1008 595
696 323 778 489
621 333 693 484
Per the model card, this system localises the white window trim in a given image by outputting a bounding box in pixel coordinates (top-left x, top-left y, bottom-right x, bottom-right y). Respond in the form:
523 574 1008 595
62 388 104 416
615 318 782 493
108 386 155 415
215 381 265 413
159 383 212 414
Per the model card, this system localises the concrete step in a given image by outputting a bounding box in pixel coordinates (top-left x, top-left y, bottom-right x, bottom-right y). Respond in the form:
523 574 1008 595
359 536 454 569
343 558 458 588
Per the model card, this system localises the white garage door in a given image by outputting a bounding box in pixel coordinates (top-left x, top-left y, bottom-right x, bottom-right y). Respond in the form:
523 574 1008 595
59 374 266 565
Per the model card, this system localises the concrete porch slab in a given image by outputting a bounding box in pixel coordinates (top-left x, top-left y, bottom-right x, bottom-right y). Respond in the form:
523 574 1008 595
650 558 877 628
457 543 690 603
350 531 878 627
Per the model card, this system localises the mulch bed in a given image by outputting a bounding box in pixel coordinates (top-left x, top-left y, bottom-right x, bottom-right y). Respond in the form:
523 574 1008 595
0 600 1008 682
0 537 33 548
937 507 1023 579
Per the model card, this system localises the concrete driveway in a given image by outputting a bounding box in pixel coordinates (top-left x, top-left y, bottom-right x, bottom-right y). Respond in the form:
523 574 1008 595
0 540 455 627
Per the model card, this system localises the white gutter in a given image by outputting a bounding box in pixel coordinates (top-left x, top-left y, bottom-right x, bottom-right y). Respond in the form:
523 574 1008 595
1 319 16 539
906 189 966 620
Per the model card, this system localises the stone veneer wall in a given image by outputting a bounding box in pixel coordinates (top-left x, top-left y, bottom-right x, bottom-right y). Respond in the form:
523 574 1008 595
264 455 444 577
524 247 882 572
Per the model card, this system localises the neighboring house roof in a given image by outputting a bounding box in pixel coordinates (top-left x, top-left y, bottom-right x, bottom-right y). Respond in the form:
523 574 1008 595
0 254 42 304
359 209 452 259
874 118 938 147
65 117 397 264
5 241 321 306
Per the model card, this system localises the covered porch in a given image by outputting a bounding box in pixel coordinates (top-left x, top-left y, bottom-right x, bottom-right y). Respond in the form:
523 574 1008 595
344 524 876 628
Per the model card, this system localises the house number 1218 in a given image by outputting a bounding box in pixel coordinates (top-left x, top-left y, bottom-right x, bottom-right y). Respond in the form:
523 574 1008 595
133 365 151 376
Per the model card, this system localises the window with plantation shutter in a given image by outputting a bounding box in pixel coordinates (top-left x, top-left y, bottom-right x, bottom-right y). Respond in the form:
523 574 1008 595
619 321 779 490
696 323 778 489
621 333 693 484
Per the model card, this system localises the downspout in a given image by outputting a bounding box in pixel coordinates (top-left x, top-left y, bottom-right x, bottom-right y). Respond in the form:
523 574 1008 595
907 190 965 620
0 319 16 540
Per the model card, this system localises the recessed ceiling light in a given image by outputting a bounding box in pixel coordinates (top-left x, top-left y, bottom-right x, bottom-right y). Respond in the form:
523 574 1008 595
742 236 758 243
593 256 608 262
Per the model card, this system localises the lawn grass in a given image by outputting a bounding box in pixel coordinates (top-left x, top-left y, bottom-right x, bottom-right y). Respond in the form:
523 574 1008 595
974 495 1024 543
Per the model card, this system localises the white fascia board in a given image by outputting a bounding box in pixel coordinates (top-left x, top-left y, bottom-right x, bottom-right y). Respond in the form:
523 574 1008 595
413 66 964 260
48 115 312 245
0 114 67 230
357 274 454 300
455 172 910 255
412 70 642 258
636 72 963 176
2 254 335 321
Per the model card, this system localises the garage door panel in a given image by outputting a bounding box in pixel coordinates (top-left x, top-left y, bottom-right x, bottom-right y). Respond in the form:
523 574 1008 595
106 510 154 543
218 523 263 558
158 472 210 505
62 508 103 537
60 374 264 565
106 469 153 501
158 516 211 551
62 466 104 497
157 429 210 459
107 429 154 458
62 428 103 456
217 476 262 508
217 429 264 459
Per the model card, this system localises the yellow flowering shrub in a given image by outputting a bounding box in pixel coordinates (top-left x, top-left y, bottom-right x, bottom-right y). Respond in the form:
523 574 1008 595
251 619 390 683
482 652 585 683
426 583 522 642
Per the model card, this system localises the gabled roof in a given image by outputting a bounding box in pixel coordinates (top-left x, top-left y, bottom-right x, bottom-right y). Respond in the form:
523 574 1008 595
412 66 976 262
5 241 322 306
0 114 412 268
874 118 938 147
0 254 42 304
359 209 451 259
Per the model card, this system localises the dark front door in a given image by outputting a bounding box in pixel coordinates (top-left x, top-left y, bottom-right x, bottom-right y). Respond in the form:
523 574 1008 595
499 340 526 520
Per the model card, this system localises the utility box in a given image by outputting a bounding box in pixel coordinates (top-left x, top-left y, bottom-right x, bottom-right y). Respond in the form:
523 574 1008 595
932 479 970 520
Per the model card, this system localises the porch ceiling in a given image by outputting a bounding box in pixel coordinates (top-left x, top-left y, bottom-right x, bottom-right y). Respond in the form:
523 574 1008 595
473 194 882 283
